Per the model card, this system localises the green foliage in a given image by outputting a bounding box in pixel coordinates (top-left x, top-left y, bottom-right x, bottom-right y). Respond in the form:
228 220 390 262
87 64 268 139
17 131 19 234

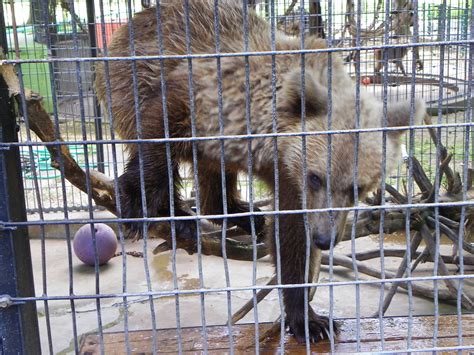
16 45 53 113
425 3 471 20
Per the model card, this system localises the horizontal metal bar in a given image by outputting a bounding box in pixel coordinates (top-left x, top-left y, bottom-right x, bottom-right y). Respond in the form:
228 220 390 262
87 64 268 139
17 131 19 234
7 199 474 227
0 39 473 65
378 345 474 354
0 295 25 308
7 272 474 303
0 295 13 308
0 223 17 232
1 121 473 149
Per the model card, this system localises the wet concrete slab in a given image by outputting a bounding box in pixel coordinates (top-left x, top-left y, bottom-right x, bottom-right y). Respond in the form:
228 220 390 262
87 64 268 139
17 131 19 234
29 232 474 354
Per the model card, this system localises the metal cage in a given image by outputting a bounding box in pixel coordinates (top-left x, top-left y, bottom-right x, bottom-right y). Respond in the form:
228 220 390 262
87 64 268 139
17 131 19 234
0 0 473 353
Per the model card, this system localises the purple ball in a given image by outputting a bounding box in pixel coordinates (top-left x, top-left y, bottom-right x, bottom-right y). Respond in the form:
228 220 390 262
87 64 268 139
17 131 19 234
73 223 117 266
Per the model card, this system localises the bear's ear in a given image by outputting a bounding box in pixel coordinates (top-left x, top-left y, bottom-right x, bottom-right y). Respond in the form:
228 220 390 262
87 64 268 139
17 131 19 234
386 99 426 136
279 69 328 117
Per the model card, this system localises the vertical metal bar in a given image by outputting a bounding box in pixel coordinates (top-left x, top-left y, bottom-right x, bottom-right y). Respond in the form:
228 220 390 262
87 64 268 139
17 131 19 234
86 0 105 173
407 0 422 349
212 1 235 352
241 1 259 352
68 1 105 353
268 0 286 351
0 37 40 355
297 1 311 351
16 54 55 355
96 0 131 352
326 0 336 352
432 0 449 347
457 0 474 350
154 2 182 352
125 1 159 352
182 0 208 350
38 1 79 352
377 0 392 348
351 0 362 351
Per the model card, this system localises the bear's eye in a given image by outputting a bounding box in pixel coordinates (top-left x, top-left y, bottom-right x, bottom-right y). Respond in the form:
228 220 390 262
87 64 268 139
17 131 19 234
308 173 322 191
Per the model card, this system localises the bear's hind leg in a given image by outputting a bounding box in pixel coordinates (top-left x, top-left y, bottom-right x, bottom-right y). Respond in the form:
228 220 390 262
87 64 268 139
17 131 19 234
198 167 265 240
119 144 196 240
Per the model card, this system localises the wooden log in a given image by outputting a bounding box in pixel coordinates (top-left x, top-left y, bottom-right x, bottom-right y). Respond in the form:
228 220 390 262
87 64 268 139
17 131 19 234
79 314 474 353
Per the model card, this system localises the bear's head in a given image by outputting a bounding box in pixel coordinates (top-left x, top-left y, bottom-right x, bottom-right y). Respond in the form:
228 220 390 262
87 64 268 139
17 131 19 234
278 69 426 250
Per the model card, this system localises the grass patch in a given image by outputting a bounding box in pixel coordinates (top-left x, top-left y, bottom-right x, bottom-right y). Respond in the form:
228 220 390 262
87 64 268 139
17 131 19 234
14 43 53 113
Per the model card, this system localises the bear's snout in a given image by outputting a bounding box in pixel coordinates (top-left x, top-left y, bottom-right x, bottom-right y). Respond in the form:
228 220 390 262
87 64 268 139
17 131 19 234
313 232 334 250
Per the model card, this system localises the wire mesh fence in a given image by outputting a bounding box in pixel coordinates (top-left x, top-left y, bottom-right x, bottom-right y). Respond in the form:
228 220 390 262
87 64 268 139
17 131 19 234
3 0 471 214
0 0 473 353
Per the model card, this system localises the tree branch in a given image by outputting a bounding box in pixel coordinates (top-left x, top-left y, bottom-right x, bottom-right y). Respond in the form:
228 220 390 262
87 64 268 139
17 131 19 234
419 223 473 310
373 231 423 317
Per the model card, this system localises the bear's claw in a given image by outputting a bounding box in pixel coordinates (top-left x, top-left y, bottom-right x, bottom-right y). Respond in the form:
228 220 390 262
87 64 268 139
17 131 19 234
286 311 338 344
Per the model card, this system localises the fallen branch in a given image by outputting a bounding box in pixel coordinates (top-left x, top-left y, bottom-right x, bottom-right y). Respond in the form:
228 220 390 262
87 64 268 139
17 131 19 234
419 223 473 310
346 249 474 265
373 231 423 317
251 317 283 351
232 275 276 325
410 247 432 272
320 253 456 301
426 217 474 254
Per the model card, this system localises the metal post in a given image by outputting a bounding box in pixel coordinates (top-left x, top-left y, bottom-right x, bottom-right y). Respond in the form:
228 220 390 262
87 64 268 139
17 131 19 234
86 0 105 173
469 0 474 170
0 5 41 351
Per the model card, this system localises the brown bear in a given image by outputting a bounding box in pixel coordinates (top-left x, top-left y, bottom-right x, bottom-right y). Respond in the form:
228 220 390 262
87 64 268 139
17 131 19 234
95 0 425 343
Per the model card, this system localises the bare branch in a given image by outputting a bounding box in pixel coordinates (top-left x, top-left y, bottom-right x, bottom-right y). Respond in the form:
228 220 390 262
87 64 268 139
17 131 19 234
373 231 423 317
59 0 88 33
419 224 474 310
320 253 456 301
232 275 276 325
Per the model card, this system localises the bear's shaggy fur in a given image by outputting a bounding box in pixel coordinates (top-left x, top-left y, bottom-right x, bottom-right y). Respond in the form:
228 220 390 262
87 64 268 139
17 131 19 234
95 0 425 343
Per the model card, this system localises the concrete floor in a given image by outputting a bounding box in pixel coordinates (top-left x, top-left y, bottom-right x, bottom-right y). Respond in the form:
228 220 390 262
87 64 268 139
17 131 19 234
28 225 474 354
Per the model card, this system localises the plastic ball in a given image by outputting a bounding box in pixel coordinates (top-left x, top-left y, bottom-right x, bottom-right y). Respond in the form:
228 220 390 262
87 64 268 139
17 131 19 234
361 77 371 86
73 223 117 266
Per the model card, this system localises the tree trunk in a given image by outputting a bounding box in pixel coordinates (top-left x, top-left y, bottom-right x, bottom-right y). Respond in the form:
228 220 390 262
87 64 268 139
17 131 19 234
309 0 325 38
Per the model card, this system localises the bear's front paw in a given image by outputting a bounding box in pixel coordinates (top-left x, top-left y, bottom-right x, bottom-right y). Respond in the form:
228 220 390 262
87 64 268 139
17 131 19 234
174 219 197 241
286 309 337 344
173 219 198 254
229 202 266 241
